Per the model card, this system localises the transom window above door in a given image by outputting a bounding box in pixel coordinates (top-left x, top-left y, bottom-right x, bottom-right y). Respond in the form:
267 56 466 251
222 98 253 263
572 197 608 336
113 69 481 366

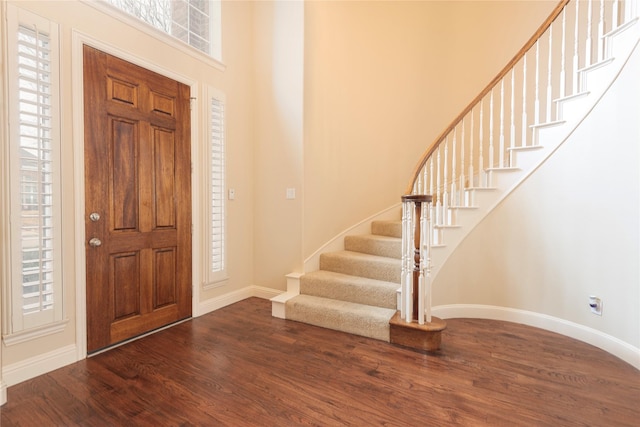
103 0 221 60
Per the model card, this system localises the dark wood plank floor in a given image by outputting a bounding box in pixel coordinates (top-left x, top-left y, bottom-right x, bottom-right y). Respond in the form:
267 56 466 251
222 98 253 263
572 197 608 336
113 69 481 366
1 297 639 426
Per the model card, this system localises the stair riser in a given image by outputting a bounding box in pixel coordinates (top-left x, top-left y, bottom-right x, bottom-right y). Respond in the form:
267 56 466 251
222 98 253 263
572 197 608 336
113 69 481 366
286 297 393 342
371 220 402 238
320 255 401 284
300 276 397 309
508 147 546 172
344 235 401 259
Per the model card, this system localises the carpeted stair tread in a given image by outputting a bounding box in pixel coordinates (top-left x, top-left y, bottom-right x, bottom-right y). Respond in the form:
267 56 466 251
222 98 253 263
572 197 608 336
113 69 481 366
285 294 396 342
371 220 402 238
344 234 401 259
300 270 398 309
320 251 402 284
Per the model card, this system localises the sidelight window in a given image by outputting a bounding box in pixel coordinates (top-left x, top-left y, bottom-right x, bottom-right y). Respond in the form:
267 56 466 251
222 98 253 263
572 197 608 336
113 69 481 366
205 89 227 286
4 6 64 336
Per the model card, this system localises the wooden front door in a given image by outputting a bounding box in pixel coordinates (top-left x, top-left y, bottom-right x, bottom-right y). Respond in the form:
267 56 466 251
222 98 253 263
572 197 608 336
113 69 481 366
83 46 192 353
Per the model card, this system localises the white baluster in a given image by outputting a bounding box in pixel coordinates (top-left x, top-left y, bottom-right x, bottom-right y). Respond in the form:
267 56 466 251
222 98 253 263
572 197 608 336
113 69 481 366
573 0 581 94
534 40 541 125
418 203 431 324
625 0 637 22
443 137 449 225
479 99 485 187
425 200 432 323
404 201 414 323
586 0 593 66
436 145 441 226
429 156 435 243
459 118 466 206
546 23 553 123
510 69 516 155
560 8 567 99
489 90 495 176
468 108 475 193
429 157 434 202
522 54 529 146
598 0 605 61
451 128 457 206
612 0 619 29
499 80 505 168
418 203 426 325
400 200 408 319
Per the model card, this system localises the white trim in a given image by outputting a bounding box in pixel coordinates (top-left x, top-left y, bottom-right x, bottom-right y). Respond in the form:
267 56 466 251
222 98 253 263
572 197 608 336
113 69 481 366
71 29 201 360
2 318 69 346
5 2 65 334
432 304 640 369
2 344 77 387
0 380 6 406
196 285 281 317
202 87 228 287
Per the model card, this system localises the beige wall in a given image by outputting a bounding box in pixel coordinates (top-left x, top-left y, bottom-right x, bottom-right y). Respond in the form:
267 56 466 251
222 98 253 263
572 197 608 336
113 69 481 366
252 1 304 290
1 0 565 383
0 0 257 366
303 0 558 257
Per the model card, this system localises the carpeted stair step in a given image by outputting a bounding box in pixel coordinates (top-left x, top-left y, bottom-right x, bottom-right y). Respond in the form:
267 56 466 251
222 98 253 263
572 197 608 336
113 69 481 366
300 270 397 309
371 220 402 238
285 294 396 342
319 251 401 284
344 234 401 259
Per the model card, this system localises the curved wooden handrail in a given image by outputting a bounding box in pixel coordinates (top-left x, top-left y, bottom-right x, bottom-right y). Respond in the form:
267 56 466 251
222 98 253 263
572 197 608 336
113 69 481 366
405 0 571 195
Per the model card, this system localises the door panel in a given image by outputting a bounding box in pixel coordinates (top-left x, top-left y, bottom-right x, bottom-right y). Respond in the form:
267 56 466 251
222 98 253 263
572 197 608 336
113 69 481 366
84 45 192 353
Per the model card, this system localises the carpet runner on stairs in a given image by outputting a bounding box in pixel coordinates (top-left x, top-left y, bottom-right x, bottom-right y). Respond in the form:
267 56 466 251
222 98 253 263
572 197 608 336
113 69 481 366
284 220 401 342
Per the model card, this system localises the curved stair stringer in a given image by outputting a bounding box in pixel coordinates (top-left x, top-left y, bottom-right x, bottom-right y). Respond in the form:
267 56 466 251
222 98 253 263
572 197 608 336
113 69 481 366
429 18 640 284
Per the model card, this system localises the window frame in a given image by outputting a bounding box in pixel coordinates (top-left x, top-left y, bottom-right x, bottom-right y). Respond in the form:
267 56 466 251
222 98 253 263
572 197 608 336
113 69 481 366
203 87 227 288
3 4 66 339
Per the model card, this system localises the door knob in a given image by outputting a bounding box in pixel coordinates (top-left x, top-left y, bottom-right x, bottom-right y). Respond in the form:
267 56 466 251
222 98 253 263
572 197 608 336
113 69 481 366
89 212 101 222
89 237 102 247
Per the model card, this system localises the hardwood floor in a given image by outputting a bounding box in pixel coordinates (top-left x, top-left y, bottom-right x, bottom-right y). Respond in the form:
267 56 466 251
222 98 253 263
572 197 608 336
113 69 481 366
1 297 639 426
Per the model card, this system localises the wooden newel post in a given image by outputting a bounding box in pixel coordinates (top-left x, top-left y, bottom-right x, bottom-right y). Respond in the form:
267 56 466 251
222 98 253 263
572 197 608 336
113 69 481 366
390 194 446 352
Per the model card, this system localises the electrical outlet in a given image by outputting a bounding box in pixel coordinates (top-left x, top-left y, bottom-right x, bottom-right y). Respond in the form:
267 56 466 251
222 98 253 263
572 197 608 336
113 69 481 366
589 296 602 316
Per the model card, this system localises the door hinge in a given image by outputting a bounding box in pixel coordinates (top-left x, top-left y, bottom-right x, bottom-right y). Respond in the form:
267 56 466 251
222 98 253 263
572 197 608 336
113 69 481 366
190 97 196 111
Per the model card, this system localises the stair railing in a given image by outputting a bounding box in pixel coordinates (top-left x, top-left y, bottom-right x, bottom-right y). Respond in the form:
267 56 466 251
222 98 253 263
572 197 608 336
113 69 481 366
401 0 637 325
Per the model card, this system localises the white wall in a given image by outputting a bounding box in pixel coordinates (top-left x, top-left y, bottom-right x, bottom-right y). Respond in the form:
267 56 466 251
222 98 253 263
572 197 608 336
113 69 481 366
434 41 640 350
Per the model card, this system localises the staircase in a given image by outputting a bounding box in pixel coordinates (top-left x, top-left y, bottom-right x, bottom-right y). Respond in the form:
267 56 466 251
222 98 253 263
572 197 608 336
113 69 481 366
272 0 640 342
274 220 401 341
410 3 640 284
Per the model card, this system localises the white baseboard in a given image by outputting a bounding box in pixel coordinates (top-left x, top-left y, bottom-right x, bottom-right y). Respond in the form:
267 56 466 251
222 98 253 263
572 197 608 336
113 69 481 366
2 344 78 388
432 304 640 369
1 380 6 406
196 285 281 317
